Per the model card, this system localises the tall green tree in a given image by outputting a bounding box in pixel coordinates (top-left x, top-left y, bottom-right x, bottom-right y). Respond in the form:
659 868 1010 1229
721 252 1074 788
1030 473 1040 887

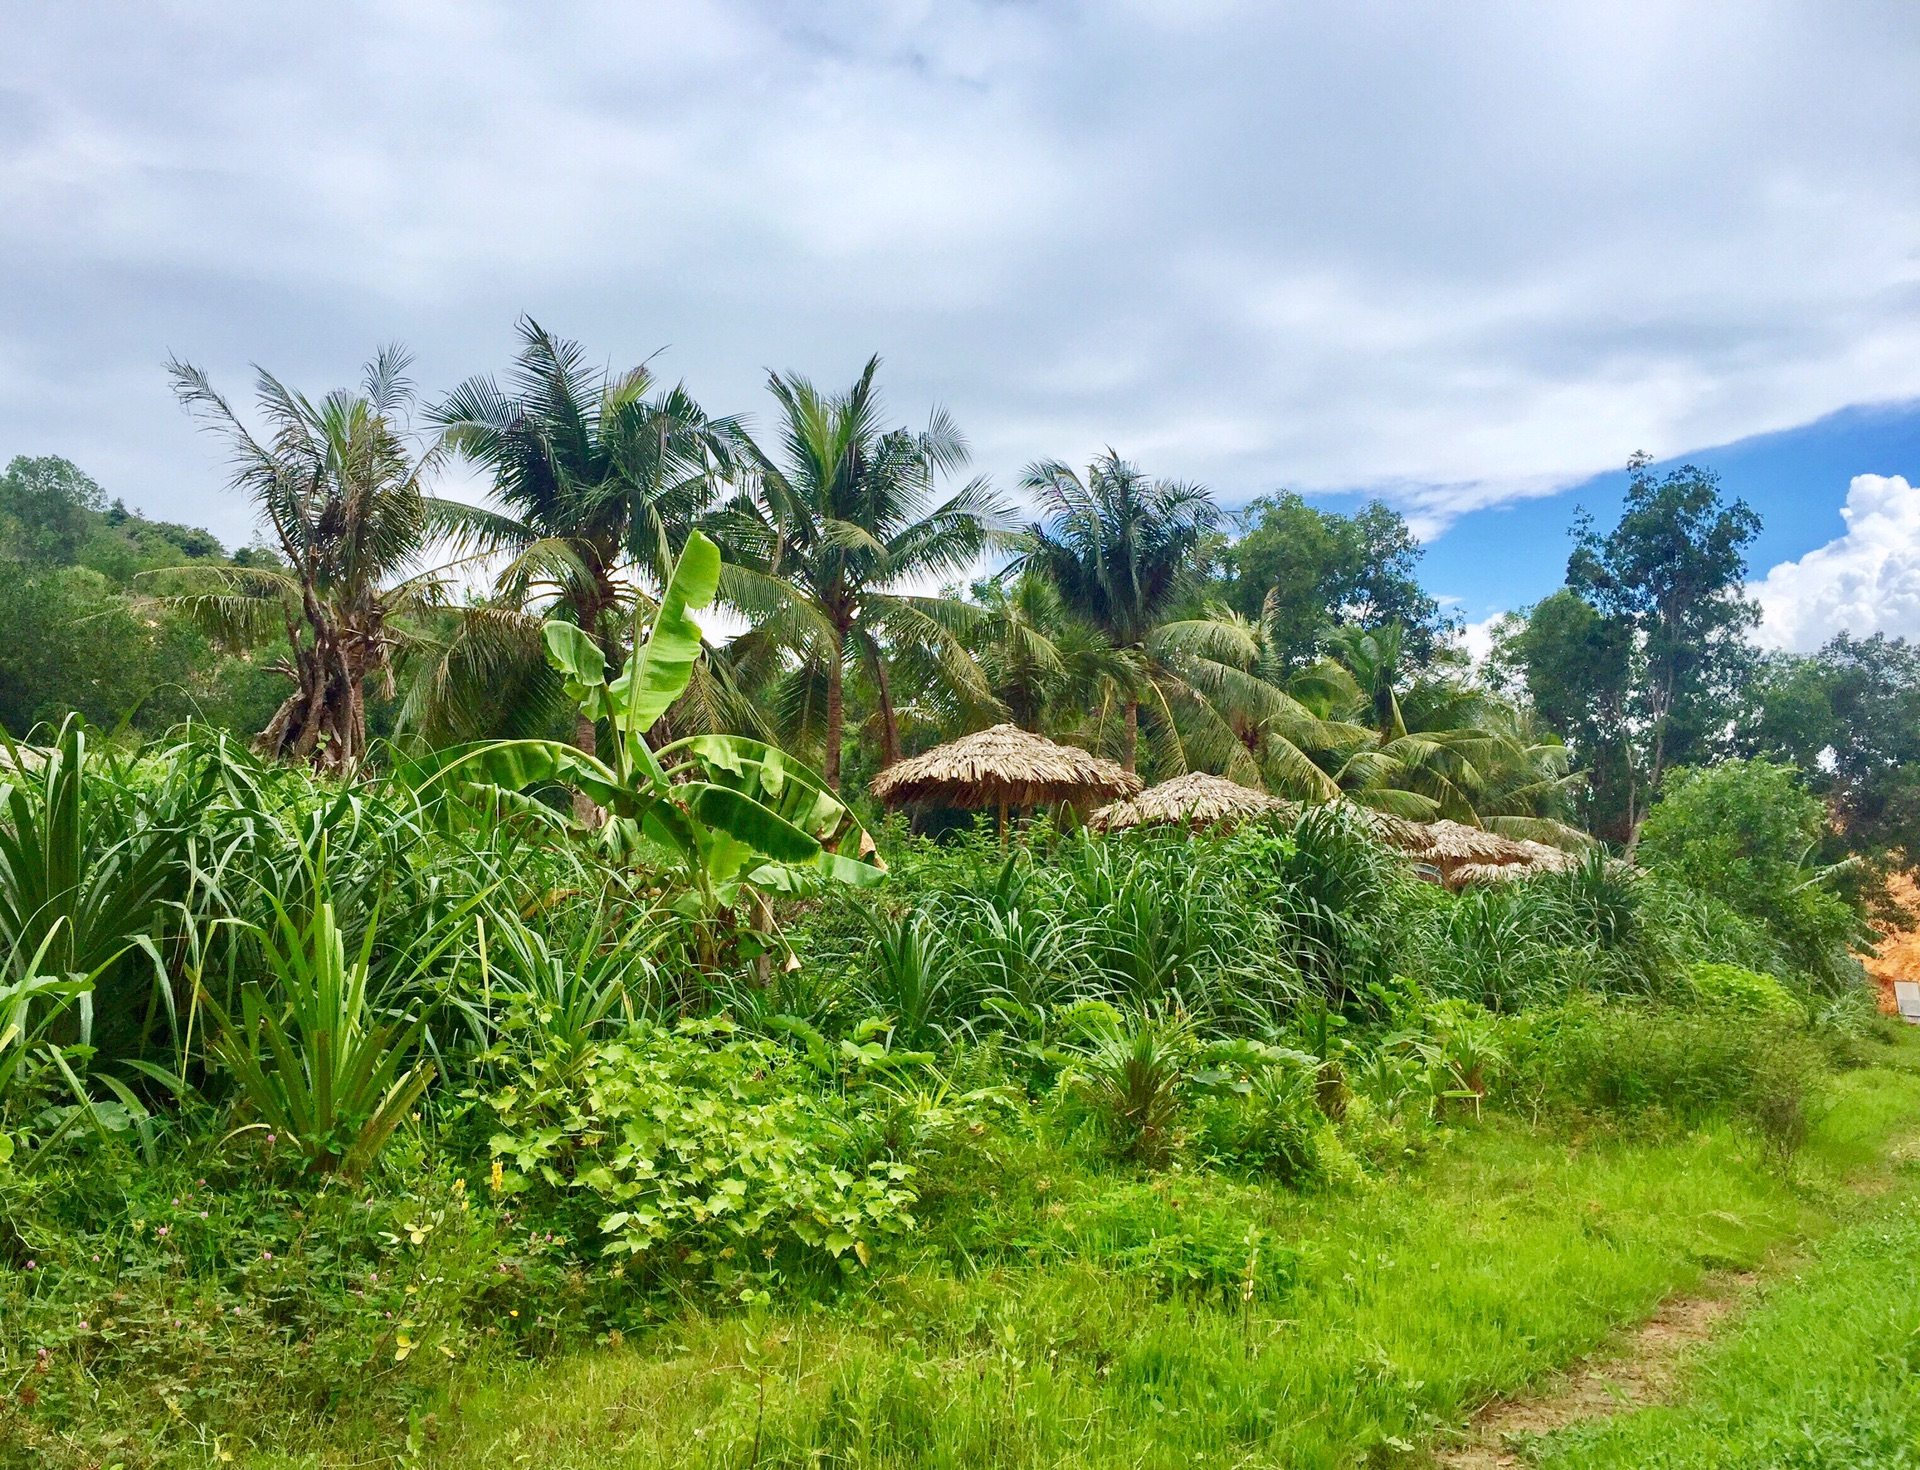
1020 455 1347 791
1222 492 1453 665
963 569 1133 736
1021 452 1214 773
0 456 104 564
1300 623 1577 831
715 357 1008 790
1740 633 1920 879
167 348 445 773
1566 456 1760 839
1493 588 1637 839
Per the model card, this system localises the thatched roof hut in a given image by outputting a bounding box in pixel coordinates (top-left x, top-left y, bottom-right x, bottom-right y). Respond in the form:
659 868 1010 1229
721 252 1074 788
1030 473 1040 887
1358 814 1583 887
1089 771 1295 833
870 724 1142 815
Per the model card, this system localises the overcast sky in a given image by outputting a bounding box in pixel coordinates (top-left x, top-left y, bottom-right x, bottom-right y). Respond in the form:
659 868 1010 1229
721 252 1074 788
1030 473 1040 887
6 2 1920 648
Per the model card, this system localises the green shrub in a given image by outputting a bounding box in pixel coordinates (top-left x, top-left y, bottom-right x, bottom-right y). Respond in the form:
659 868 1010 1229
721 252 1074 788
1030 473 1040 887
1689 961 1806 1020
488 1019 919 1291
1061 1006 1194 1168
1639 760 1865 989
1501 1000 1824 1160
1192 1060 1346 1185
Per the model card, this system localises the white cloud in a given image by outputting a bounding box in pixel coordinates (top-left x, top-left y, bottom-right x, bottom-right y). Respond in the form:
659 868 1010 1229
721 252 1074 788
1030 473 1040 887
4 3 1920 547
1459 616 1504 665
1754 475 1920 650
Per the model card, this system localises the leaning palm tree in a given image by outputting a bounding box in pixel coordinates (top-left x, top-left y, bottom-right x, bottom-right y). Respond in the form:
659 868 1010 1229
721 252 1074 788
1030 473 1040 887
1302 623 1581 832
713 356 1010 789
420 319 745 761
165 347 444 773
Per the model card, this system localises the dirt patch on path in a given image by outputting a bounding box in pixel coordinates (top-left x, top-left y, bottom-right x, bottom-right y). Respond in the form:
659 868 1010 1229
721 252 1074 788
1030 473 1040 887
1436 1276 1752 1468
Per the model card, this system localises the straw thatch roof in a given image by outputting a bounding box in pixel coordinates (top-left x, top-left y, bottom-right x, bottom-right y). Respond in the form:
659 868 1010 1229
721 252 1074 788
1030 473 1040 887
1513 839 1582 873
869 723 1143 809
1353 807 1430 851
1354 814 1585 886
1411 819 1534 865
1436 835 1585 887
1089 771 1295 832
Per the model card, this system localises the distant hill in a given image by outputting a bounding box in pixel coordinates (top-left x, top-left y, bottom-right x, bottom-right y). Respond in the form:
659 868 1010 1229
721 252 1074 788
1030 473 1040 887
0 454 283 738
0 453 258 582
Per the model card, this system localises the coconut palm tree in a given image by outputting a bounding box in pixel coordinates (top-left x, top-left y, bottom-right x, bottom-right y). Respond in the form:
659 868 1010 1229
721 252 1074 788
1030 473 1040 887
964 569 1134 735
1302 623 1581 832
165 347 445 773
1021 452 1209 772
419 319 745 764
1019 451 1344 791
713 357 1010 789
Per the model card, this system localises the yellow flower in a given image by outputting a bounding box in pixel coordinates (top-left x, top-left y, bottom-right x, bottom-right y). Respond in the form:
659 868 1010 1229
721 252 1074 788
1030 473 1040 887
489 1159 505 1195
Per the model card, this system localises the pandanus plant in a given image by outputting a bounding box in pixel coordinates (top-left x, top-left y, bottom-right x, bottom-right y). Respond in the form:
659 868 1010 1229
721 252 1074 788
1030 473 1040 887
411 530 882 921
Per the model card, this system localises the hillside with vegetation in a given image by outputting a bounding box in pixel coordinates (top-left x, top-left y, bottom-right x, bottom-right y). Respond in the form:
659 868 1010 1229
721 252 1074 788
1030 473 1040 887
4 329 1920 1468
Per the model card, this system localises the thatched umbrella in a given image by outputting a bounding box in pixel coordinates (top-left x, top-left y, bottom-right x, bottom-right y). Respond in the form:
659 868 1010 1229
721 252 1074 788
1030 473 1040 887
870 723 1142 842
1089 771 1294 833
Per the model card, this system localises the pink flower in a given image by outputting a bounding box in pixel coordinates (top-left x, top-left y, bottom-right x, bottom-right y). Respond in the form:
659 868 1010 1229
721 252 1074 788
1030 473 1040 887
199 1211 208 1219
78 1320 90 1331
261 1251 273 1261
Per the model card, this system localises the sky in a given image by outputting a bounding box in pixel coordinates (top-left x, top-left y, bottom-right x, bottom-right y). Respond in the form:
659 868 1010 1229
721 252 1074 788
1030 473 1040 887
5 2 1920 652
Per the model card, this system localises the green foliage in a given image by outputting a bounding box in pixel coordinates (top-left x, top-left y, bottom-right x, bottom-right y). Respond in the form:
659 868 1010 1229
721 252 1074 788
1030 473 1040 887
1741 633 1920 899
1495 587 1637 836
1500 999 1824 1161
1689 961 1805 1020
1063 1006 1194 1167
1220 491 1453 666
1639 758 1864 987
417 531 882 911
488 1020 918 1288
1568 458 1761 806
1192 1043 1346 1184
0 718 187 1070
203 887 441 1179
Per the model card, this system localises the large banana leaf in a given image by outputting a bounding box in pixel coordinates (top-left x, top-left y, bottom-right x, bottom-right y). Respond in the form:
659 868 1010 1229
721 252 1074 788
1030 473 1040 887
401 740 639 817
659 734 865 851
541 622 612 722
608 530 721 735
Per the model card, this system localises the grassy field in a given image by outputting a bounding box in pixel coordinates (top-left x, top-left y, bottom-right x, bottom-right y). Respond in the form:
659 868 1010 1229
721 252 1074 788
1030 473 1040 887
1534 1136 1920 1467
249 1040 1920 1470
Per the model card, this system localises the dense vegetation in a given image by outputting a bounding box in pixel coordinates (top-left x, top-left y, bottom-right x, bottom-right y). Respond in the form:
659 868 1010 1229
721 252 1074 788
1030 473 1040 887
3 328 1917 1466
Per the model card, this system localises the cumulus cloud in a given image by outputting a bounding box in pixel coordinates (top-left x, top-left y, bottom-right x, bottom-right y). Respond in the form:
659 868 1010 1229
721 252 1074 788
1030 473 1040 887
1754 475 1920 650
4 3 1920 546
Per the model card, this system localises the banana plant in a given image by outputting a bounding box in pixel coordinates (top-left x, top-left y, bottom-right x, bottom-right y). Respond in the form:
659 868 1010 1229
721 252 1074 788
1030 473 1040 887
410 531 882 912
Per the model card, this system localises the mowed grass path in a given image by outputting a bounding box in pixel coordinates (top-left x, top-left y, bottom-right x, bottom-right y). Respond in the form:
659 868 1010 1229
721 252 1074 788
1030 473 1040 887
1535 1149 1920 1466
330 1044 1920 1470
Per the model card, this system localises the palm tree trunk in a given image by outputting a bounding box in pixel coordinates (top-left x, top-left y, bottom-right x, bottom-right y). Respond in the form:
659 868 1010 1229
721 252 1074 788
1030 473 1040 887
825 633 845 792
570 583 607 827
1122 698 1139 773
571 712 604 827
872 649 901 769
